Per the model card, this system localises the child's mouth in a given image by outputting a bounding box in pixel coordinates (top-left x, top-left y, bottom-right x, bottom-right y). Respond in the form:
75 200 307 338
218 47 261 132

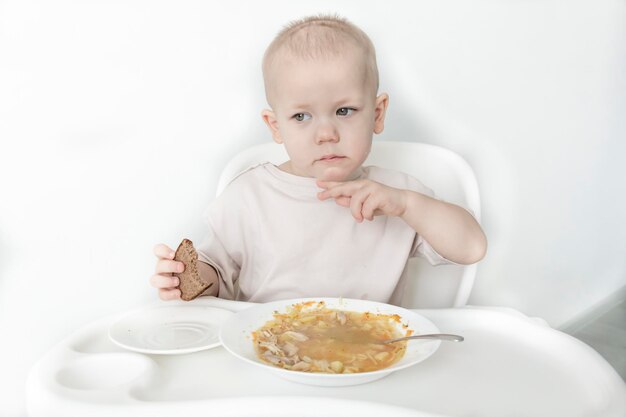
319 155 345 162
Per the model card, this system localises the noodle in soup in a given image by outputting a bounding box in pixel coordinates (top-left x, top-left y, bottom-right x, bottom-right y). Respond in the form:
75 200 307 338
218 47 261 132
252 301 411 374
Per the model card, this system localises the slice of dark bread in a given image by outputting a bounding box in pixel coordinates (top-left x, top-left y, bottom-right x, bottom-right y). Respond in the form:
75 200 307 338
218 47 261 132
174 239 210 301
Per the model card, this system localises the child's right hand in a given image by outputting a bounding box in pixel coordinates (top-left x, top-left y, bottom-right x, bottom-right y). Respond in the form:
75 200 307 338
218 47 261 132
150 243 183 300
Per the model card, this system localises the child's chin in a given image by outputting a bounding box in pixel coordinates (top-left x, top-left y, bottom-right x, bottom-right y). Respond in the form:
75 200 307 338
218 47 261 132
317 166 360 182
317 170 348 182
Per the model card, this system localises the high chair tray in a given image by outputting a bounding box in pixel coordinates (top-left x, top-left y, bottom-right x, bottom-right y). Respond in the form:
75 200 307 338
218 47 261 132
26 297 626 417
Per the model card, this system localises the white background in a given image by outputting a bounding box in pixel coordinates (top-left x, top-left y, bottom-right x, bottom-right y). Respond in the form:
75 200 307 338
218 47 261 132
1 0 625 415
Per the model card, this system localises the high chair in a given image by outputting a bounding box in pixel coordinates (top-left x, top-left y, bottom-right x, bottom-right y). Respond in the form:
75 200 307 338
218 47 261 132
216 141 481 308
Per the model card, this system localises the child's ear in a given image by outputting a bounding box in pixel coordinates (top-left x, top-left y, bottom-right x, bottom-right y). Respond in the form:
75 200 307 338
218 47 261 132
373 93 389 134
261 109 282 144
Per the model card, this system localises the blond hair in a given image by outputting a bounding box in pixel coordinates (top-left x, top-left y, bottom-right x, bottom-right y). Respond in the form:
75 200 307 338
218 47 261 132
262 14 379 104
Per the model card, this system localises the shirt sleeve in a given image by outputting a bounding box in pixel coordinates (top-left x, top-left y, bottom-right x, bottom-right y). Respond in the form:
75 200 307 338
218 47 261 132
195 214 241 301
409 234 458 266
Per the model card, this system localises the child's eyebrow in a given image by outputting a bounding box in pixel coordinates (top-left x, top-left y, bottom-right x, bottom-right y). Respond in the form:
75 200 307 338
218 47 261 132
289 102 311 110
288 97 363 110
333 97 362 106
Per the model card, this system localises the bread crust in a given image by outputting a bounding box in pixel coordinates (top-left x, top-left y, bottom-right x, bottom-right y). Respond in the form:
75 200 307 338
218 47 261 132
174 239 210 301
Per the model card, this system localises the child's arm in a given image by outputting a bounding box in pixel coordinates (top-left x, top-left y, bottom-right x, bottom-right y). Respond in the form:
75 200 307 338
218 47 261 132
150 243 220 300
317 180 487 265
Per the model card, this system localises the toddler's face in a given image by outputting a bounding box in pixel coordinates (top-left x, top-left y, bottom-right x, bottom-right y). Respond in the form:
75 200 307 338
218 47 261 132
262 50 388 181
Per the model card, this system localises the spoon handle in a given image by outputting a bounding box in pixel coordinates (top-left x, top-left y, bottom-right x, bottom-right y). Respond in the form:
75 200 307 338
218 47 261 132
382 333 464 344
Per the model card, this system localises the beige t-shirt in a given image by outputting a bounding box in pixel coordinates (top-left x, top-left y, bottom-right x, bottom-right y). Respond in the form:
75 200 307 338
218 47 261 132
197 163 450 305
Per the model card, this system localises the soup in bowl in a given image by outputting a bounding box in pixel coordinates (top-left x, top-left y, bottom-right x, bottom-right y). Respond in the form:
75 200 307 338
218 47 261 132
252 300 411 374
220 298 442 386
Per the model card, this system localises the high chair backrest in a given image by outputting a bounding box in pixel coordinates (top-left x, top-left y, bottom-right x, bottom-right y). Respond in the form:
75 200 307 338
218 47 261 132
216 141 481 308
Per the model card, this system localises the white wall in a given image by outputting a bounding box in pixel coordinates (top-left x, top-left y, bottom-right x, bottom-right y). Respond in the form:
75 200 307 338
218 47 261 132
1 0 625 415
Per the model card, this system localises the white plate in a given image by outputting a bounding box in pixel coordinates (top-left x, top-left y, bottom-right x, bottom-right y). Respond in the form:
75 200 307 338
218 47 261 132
219 297 441 386
109 304 233 354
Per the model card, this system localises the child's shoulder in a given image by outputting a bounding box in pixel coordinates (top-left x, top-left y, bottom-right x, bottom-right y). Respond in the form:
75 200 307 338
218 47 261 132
226 162 268 184
210 163 273 213
362 165 434 196
220 162 272 193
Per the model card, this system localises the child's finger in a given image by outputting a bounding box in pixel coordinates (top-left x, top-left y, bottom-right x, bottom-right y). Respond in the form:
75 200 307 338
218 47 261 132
318 181 361 200
154 243 175 259
316 180 342 189
361 196 379 220
334 196 351 207
150 274 180 289
349 189 370 222
159 288 182 301
156 259 185 274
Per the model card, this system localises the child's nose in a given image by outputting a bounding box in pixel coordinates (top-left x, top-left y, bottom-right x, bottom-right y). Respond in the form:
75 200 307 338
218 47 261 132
315 121 339 144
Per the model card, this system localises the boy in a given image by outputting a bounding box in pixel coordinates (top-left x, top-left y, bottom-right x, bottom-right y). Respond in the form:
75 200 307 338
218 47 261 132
150 15 487 304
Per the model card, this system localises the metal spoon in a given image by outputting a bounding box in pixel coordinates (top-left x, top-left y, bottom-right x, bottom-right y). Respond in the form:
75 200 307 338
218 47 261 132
381 333 464 344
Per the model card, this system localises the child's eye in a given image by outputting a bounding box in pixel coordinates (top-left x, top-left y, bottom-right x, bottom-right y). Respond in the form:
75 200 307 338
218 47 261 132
336 107 355 117
293 113 311 122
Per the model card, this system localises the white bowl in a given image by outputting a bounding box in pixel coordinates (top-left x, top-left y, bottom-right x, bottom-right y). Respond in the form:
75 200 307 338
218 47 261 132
219 298 441 386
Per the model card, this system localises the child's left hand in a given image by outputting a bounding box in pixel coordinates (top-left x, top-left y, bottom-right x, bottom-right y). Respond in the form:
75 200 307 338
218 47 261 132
317 179 408 222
